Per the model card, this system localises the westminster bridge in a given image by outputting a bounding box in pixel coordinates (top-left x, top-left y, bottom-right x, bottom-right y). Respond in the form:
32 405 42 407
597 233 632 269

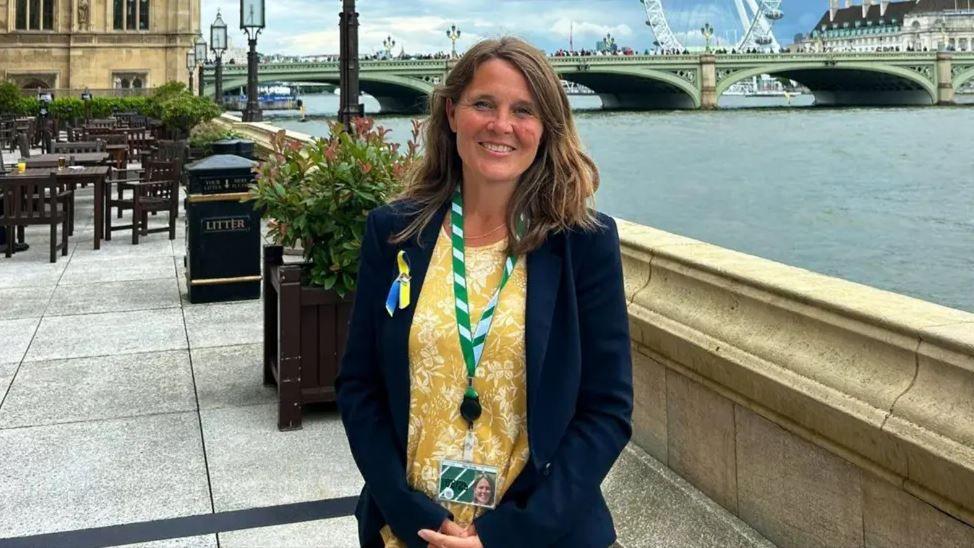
204 51 974 112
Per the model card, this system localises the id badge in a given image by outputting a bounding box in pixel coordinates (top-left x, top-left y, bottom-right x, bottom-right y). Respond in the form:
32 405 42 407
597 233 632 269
437 459 499 509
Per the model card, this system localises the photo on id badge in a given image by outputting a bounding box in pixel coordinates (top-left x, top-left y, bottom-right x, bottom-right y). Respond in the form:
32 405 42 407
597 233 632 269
438 459 498 509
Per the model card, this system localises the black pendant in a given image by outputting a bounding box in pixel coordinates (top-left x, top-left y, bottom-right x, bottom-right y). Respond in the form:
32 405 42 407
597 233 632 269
460 395 482 424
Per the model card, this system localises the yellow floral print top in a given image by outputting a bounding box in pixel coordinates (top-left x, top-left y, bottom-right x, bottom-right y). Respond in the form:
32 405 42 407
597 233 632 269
381 226 529 547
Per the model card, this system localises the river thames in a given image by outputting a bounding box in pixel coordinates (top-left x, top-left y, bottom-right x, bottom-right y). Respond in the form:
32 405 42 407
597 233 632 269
268 93 974 313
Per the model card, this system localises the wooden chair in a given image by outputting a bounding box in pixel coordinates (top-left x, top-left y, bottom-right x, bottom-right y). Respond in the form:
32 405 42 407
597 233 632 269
53 140 106 154
0 173 72 262
148 139 188 184
106 160 178 244
87 118 117 129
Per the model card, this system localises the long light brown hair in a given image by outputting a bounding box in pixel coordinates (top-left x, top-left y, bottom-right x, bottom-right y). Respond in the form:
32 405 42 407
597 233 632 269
391 36 600 254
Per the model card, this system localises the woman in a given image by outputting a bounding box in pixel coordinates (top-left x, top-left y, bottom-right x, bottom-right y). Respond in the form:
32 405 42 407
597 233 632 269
337 36 633 548
471 475 495 508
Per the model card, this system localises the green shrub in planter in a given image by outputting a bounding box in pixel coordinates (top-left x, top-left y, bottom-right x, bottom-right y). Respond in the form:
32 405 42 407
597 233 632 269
248 118 420 296
189 120 242 155
0 81 22 116
50 97 85 123
160 94 222 139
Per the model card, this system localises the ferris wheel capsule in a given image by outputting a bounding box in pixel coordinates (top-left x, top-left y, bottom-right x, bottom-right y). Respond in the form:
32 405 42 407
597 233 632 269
755 36 773 45
765 9 783 20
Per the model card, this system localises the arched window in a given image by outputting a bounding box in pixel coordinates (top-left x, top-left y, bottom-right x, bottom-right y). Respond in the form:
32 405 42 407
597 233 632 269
15 0 55 30
133 78 143 89
114 0 149 30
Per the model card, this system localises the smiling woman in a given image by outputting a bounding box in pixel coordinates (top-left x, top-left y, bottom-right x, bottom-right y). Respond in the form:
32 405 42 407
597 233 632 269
336 36 633 548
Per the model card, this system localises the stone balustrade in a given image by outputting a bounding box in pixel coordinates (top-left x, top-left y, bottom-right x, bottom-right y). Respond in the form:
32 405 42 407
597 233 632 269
217 113 974 545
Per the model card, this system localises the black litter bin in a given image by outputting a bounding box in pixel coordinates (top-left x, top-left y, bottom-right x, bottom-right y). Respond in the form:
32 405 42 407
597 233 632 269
184 154 261 304
211 139 255 160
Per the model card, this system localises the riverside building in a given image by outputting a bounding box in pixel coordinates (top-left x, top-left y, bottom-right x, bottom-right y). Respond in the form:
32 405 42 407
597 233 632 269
0 0 201 93
795 0 974 53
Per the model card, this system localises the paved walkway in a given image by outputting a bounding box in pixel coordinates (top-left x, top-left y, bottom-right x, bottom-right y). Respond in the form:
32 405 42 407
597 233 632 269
0 184 362 546
0 181 772 547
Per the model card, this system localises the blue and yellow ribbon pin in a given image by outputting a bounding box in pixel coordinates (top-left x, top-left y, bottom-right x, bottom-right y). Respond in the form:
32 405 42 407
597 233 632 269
385 250 411 317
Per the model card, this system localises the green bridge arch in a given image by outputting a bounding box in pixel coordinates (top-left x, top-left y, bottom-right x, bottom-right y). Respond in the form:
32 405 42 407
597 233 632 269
953 65 974 92
716 62 939 105
555 66 701 109
214 71 434 113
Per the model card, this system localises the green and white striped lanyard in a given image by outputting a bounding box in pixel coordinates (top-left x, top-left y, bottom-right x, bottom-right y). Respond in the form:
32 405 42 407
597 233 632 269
450 186 522 460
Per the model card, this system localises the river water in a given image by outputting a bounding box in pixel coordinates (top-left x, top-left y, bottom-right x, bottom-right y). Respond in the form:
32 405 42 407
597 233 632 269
265 93 974 313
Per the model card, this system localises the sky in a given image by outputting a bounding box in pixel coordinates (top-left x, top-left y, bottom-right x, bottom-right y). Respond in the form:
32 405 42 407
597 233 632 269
202 1 830 56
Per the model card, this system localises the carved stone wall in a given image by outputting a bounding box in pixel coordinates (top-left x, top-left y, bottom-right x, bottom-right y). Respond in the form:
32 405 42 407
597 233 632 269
0 0 199 91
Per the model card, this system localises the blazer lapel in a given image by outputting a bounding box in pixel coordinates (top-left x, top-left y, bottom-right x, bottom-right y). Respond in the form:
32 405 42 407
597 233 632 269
525 236 562 422
385 203 449 440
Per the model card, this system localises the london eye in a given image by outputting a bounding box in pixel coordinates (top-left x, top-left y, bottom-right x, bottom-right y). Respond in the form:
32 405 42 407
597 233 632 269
640 0 783 52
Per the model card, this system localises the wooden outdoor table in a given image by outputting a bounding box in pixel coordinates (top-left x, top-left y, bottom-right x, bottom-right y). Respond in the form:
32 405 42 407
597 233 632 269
26 152 109 168
6 166 111 249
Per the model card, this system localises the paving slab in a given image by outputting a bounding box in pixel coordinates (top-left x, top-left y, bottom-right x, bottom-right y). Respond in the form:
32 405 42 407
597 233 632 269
0 361 18 402
0 317 40 365
183 301 263 349
202 404 363 512
191 344 277 410
218 517 359 548
0 412 211 538
0 285 54 320
59 254 177 285
24 308 187 362
117 535 217 548
0 260 66 289
70 237 175 263
46 278 181 316
0 350 196 429
604 444 772 548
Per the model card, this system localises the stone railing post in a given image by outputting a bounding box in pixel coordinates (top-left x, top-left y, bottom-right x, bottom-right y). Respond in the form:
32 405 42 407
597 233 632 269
937 52 955 105
700 54 717 110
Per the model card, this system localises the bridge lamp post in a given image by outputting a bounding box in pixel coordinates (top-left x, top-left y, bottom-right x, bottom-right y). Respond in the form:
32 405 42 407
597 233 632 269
701 23 714 53
194 33 208 97
210 10 228 106
383 35 396 59
240 0 265 122
186 50 196 94
338 0 363 132
601 33 616 54
447 24 461 58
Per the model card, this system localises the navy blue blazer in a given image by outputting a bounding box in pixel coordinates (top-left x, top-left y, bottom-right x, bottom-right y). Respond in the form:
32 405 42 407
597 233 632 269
336 200 633 548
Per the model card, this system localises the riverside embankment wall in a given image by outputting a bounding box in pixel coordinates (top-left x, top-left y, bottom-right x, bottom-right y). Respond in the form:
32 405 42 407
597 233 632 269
219 113 974 546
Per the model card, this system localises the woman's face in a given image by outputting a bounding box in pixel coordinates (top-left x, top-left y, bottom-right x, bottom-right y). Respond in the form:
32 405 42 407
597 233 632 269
473 477 493 505
446 58 544 189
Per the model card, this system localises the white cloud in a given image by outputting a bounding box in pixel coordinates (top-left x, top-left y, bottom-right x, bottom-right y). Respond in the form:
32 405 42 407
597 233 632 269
202 0 816 55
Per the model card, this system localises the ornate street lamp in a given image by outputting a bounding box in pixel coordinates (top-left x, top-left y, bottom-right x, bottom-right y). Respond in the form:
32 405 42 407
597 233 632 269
37 89 53 153
240 0 265 122
338 0 363 131
195 33 208 97
211 10 228 106
446 24 461 58
186 50 197 94
81 87 92 123
701 22 714 52
602 33 616 53
383 35 396 59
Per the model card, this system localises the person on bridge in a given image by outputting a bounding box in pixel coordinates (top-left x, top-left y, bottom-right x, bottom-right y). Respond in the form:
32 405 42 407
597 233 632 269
336 36 633 548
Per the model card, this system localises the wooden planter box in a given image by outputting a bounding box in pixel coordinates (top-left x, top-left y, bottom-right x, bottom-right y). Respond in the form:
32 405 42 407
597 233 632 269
263 245 354 430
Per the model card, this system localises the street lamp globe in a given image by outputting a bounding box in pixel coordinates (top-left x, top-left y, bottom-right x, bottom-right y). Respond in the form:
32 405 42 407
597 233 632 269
195 34 208 65
240 0 266 31
210 10 228 54
186 50 196 72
